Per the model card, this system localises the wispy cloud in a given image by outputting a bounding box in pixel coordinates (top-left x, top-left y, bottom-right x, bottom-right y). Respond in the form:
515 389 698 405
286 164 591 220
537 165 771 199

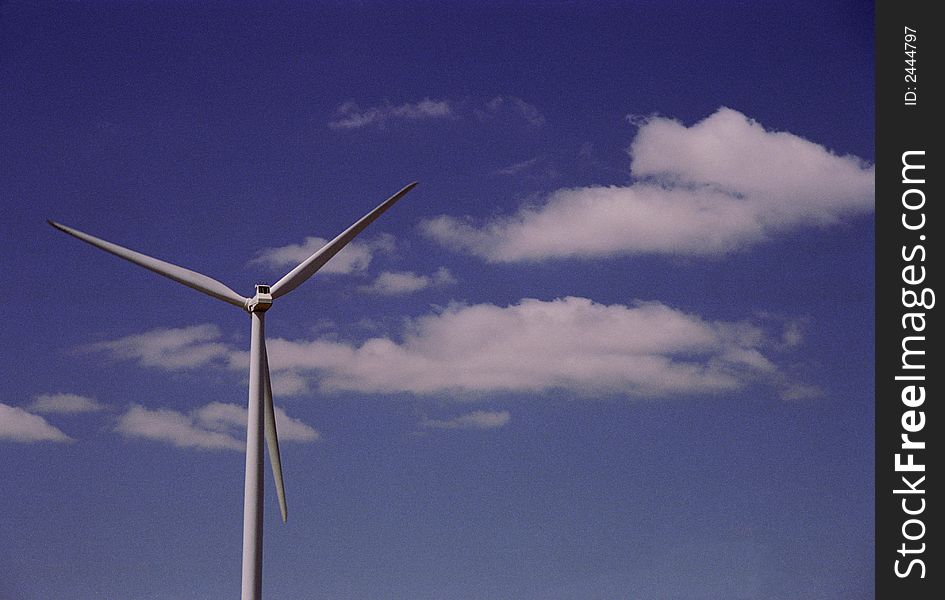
781 320 806 348
329 96 544 130
84 324 247 381
423 107 874 261
194 402 320 443
269 371 311 397
478 96 545 127
360 267 456 295
29 393 106 414
116 404 243 450
496 156 560 181
497 157 542 176
84 324 231 370
421 410 510 430
0 403 73 443
496 156 541 176
249 234 394 276
780 383 824 401
328 99 453 129
115 402 319 451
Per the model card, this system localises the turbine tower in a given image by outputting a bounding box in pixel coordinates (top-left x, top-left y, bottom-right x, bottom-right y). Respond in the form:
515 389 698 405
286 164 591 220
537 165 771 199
49 182 417 600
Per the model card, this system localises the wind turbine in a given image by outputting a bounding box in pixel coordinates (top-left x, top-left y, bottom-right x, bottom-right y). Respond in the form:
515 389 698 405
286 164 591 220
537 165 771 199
48 181 417 600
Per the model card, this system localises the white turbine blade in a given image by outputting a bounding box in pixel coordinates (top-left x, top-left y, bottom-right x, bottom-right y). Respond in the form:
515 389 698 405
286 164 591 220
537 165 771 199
48 220 249 309
269 182 417 299
262 338 287 523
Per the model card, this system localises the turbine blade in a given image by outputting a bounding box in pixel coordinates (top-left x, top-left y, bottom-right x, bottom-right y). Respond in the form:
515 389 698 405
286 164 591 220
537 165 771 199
262 338 287 523
269 182 418 299
48 220 249 309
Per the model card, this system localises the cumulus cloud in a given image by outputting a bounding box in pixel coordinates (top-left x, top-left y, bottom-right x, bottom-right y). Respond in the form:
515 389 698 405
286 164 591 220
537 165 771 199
84 324 231 370
0 403 73 443
29 393 106 414
86 296 802 400
328 99 452 129
258 296 782 398
423 107 874 261
360 267 456 295
249 234 393 276
421 410 511 430
115 402 319 450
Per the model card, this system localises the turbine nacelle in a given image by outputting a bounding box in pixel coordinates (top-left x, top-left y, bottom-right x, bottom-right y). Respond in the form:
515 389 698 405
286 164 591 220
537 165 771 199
246 284 273 313
48 181 418 600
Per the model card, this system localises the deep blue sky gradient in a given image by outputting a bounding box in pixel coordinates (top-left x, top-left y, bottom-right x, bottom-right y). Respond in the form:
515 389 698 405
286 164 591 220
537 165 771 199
2 2 873 599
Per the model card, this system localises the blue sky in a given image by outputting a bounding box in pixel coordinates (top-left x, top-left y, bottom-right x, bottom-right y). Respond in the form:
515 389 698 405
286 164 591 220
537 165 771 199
1 2 874 599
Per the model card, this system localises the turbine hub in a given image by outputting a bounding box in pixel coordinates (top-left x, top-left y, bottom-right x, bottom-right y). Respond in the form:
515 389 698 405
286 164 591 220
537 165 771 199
246 284 273 313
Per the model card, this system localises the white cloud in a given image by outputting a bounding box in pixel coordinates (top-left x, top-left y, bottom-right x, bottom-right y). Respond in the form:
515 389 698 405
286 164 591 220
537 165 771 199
629 108 872 219
479 96 545 127
271 406 322 442
328 96 544 130
780 383 824 401
249 235 388 276
117 404 243 450
423 107 874 261
29 393 106 414
0 403 73 443
85 324 231 370
781 321 805 348
328 99 452 129
497 157 542 176
496 156 561 181
86 295 803 400
84 325 308 393
194 401 320 443
193 401 247 434
259 296 782 398
269 371 311 397
360 267 456 295
422 410 511 430
115 402 319 451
